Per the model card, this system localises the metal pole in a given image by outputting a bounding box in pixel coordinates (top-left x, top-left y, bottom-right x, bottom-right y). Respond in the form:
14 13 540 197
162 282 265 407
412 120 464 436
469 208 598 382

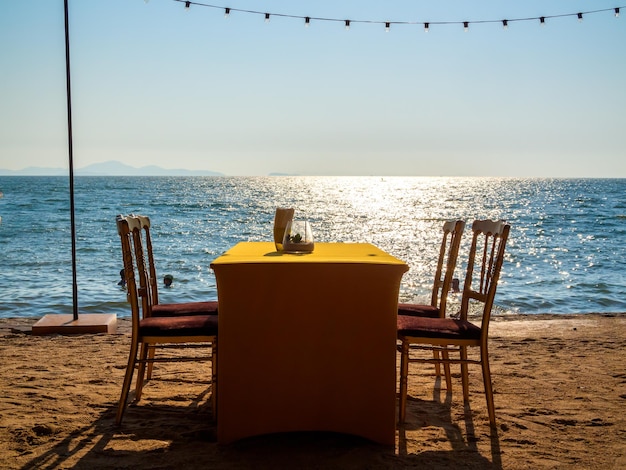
64 0 79 320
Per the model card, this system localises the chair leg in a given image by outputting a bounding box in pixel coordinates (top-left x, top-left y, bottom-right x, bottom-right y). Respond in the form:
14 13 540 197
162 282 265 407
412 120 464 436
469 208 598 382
116 339 139 425
460 346 470 402
442 350 452 391
433 350 441 376
135 343 149 402
481 345 496 428
146 345 156 380
211 339 217 419
399 340 410 423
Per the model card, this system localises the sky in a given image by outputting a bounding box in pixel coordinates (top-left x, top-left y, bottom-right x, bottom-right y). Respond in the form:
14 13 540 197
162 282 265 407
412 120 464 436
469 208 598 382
0 0 625 177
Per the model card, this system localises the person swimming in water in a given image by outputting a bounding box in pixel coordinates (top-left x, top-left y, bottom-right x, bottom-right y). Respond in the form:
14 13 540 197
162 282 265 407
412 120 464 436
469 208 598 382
164 274 173 288
118 269 126 287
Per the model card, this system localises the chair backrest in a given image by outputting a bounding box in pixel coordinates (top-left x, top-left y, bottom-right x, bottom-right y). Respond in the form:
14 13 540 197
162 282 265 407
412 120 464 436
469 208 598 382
431 220 465 317
117 214 159 319
133 215 160 308
116 214 145 332
460 219 511 334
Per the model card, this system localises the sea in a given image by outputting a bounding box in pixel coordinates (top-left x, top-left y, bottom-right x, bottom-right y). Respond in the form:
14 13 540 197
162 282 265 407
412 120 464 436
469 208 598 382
1 176 625 319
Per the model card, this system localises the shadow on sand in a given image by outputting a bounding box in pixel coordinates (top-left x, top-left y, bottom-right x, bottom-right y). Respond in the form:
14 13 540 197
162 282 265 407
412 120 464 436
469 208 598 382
397 376 502 469
19 378 501 470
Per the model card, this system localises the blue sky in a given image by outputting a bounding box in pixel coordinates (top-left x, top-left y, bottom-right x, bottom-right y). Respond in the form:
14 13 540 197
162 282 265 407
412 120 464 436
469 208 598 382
1 0 625 176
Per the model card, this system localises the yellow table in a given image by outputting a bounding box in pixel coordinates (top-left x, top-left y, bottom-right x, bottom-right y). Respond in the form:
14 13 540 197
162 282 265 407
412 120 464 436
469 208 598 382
210 242 408 446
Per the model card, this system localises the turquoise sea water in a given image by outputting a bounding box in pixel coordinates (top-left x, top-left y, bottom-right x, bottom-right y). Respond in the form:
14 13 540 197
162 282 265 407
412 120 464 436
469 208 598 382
0 176 625 318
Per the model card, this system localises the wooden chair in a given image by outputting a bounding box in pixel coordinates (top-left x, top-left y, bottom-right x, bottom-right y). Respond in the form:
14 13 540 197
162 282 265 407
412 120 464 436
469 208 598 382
124 214 219 381
115 215 218 425
398 219 465 319
398 219 510 428
397 220 465 385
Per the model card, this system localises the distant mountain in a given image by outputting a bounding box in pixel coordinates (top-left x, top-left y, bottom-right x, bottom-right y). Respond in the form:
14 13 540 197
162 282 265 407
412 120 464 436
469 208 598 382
0 160 224 176
0 166 68 176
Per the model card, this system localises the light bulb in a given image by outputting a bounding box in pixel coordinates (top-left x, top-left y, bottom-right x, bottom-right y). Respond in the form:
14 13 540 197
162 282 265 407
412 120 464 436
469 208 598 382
345 20 350 30
463 21 469 32
424 22 429 33
540 17 545 26
385 22 390 32
224 8 230 18
265 13 270 23
615 8 620 18
502 19 508 30
305 17 310 27
185 1 190 9
577 13 583 23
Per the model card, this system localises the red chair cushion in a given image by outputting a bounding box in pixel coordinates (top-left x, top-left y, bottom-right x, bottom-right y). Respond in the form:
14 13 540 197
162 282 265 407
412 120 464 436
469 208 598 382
139 315 218 337
151 301 218 317
397 303 440 318
397 315 481 340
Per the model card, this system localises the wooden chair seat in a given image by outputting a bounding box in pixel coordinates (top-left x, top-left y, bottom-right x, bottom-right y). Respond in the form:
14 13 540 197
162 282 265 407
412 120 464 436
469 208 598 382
397 315 481 340
140 314 218 337
397 303 440 318
151 301 218 317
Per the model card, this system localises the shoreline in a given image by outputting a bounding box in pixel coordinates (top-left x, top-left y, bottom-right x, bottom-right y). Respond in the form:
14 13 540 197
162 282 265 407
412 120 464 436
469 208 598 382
1 313 625 469
3 310 625 325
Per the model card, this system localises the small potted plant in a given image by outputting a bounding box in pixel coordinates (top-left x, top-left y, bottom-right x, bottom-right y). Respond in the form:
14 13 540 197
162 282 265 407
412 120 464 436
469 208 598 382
281 220 314 253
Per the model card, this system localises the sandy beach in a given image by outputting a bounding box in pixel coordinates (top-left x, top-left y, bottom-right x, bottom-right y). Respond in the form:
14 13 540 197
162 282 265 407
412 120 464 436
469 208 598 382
1 313 625 469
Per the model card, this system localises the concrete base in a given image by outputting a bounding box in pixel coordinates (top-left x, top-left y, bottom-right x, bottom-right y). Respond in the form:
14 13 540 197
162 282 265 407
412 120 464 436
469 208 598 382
32 314 117 335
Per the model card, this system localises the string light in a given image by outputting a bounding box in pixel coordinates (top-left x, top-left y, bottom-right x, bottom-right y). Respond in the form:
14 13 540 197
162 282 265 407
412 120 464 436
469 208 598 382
171 1 625 32
578 12 583 22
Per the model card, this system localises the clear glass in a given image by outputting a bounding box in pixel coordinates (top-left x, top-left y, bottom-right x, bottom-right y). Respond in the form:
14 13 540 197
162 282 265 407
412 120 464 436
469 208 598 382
282 220 315 253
